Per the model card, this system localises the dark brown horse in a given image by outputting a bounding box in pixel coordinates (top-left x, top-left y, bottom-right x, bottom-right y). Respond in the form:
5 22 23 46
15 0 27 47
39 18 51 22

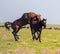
5 12 42 41
30 18 47 42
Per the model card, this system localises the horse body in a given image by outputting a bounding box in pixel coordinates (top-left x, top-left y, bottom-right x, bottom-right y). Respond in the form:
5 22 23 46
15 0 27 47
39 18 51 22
30 18 47 42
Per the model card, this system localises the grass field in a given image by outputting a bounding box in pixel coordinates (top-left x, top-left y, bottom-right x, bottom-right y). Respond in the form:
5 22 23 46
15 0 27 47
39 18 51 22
0 24 60 54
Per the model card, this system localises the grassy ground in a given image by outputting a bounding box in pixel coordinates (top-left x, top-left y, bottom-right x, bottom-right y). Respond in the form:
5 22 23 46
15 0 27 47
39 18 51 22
0 24 60 54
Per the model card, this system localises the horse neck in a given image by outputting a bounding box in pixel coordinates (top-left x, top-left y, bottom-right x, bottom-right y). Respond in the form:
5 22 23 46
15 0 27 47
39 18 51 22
39 21 43 28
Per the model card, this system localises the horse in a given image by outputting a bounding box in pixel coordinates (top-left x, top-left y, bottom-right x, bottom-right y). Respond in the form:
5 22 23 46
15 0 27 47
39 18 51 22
30 18 47 42
5 12 42 41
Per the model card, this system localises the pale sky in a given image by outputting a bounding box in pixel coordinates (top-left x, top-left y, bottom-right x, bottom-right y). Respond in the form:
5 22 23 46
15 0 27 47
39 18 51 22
0 0 60 24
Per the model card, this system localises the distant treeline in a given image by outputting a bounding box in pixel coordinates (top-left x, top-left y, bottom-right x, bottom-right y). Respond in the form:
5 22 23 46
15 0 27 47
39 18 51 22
0 25 5 27
0 24 60 30
0 25 29 29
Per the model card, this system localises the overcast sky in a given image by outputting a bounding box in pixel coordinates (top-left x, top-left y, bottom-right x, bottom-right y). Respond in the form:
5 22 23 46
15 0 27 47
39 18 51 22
0 0 60 24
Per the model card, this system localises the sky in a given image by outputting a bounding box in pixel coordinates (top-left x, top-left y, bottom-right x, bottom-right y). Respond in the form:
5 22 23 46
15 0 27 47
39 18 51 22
0 0 60 24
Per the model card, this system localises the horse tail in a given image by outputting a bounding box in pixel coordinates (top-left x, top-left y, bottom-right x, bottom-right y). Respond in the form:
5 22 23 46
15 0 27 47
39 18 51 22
5 22 12 30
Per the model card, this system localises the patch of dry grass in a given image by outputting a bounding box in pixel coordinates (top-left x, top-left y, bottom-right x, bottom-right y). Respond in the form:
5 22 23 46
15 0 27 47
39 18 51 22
13 48 35 54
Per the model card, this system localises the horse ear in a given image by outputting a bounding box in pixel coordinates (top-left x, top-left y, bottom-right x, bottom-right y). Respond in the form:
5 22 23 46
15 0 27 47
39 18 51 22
43 18 47 21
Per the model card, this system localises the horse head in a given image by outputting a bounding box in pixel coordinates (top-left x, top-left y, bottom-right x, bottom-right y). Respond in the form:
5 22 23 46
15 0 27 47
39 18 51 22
42 18 47 29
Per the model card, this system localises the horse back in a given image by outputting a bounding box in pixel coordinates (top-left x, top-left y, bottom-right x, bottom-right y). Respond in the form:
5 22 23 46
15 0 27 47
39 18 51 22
21 12 42 22
12 18 28 27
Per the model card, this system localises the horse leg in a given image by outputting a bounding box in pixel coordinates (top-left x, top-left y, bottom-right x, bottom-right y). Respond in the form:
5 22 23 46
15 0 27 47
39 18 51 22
34 33 36 40
15 28 20 39
12 30 18 41
31 32 34 40
36 32 39 40
31 31 36 41
38 31 41 42
12 28 20 41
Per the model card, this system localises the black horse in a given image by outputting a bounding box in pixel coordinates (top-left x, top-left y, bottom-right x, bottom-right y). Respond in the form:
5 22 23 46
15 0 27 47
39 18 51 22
5 12 42 41
30 18 47 42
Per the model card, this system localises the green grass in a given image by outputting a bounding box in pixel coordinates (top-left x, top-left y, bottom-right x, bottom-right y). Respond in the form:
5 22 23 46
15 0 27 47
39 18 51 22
0 24 60 54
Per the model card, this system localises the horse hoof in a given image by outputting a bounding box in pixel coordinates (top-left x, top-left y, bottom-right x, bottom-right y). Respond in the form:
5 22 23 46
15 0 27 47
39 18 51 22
15 39 18 41
36 38 38 40
15 40 18 41
17 37 19 39
39 41 41 42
